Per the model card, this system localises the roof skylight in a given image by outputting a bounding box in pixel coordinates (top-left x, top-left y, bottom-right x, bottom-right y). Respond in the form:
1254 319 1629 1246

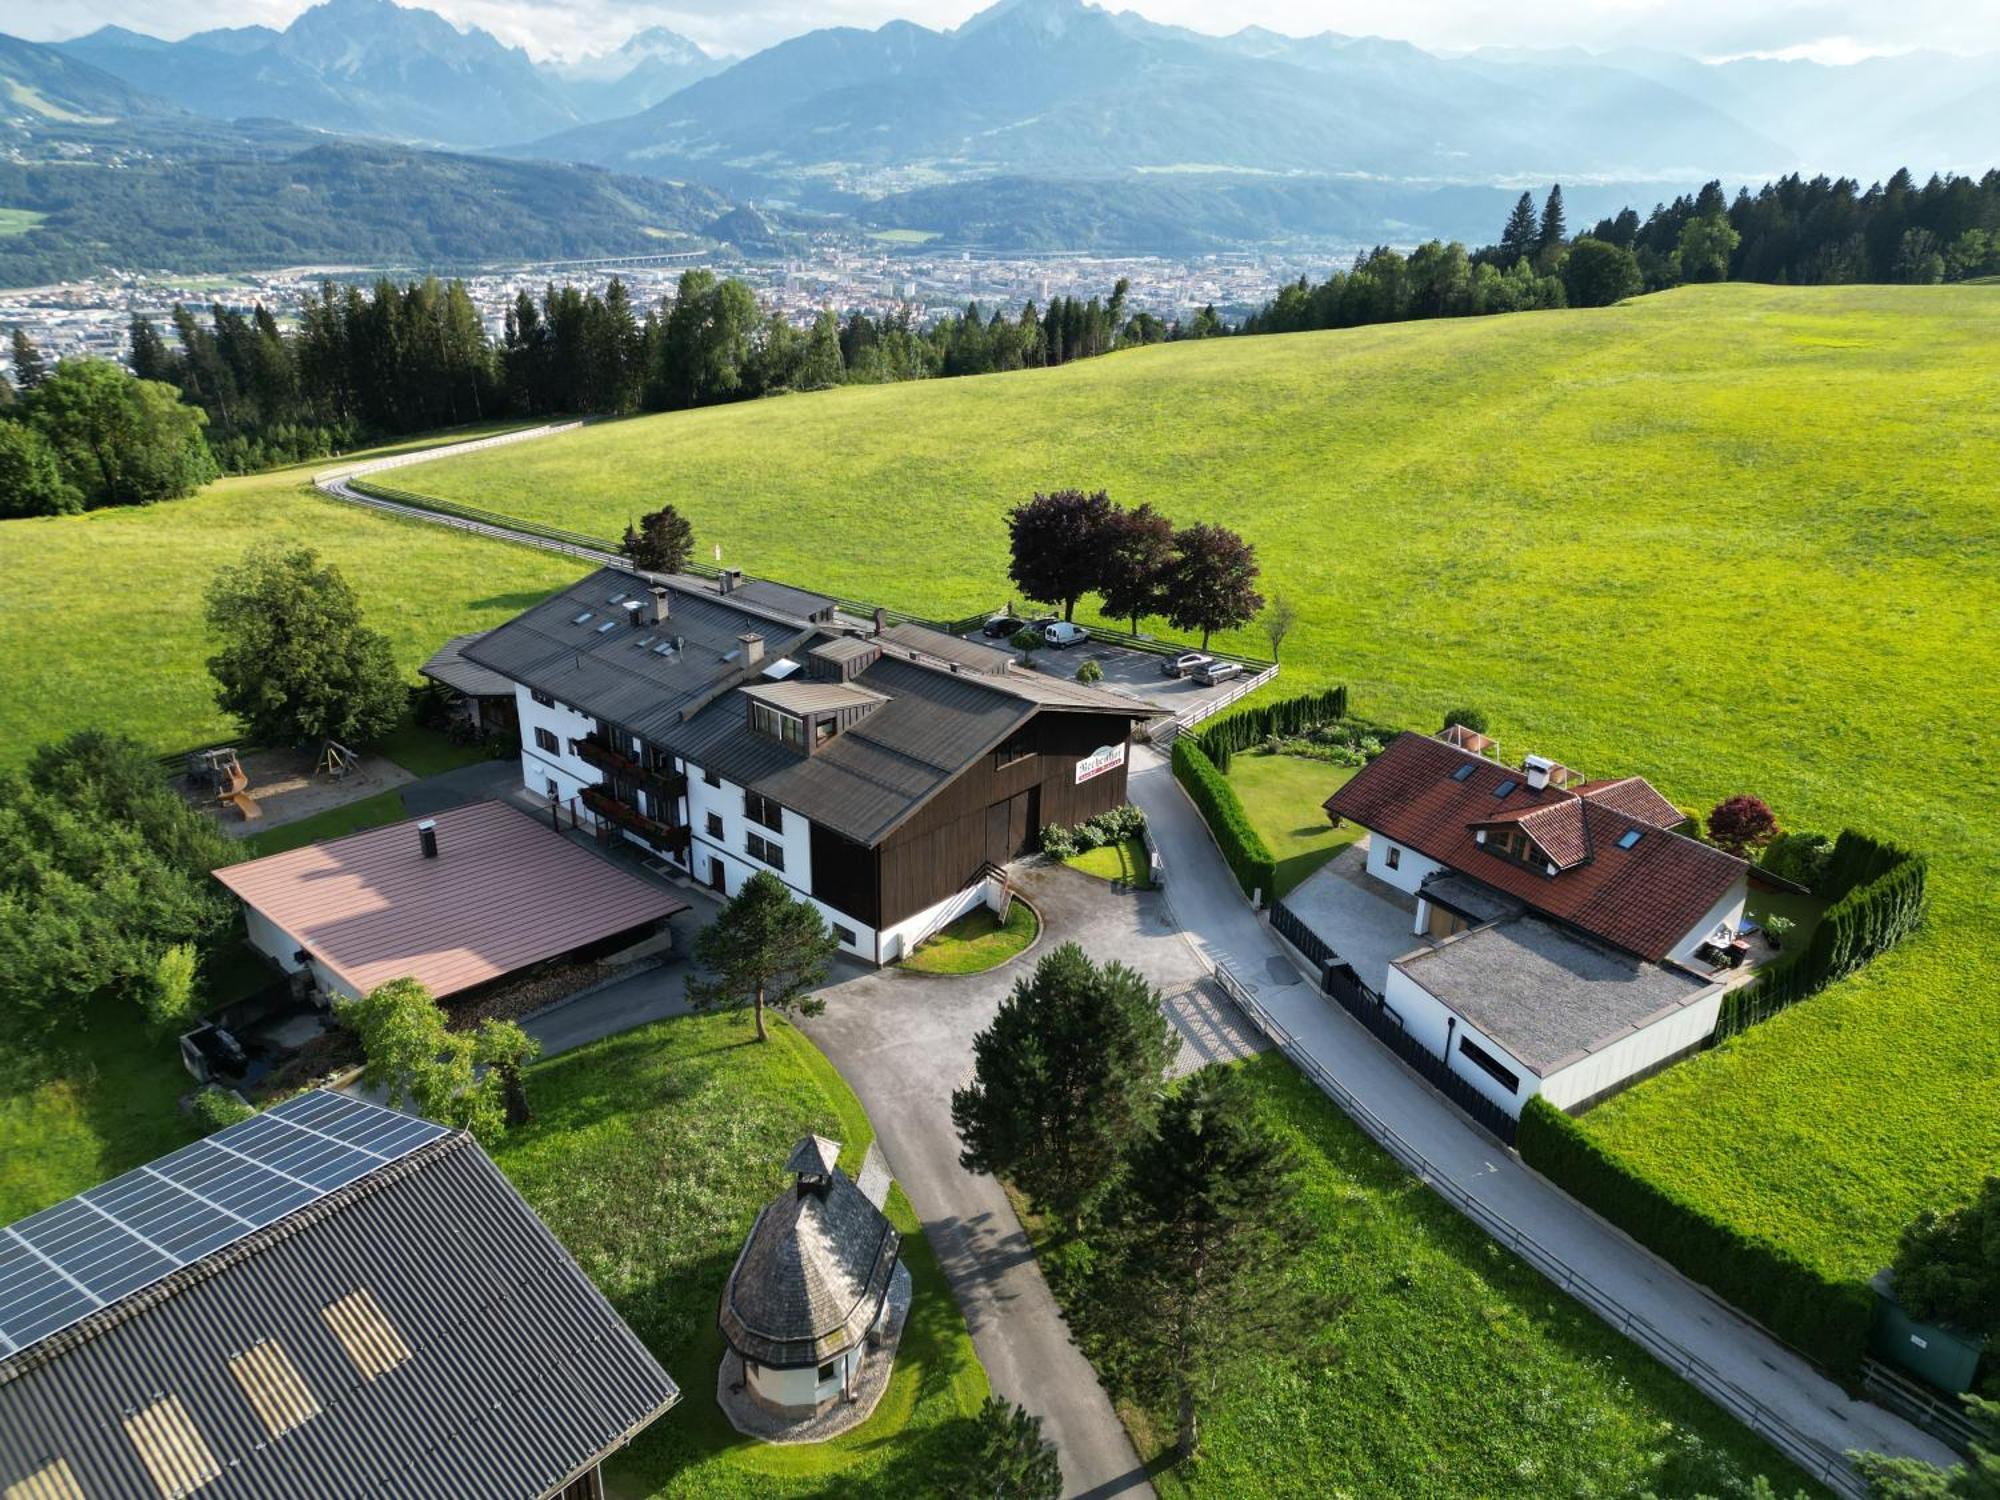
1451 762 1476 782
1493 779 1518 798
595 620 617 634
571 611 594 626
1616 828 1643 849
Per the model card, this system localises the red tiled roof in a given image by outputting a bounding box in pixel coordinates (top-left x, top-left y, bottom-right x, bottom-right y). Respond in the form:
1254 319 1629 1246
213 801 689 998
1324 734 1745 961
1575 776 1685 829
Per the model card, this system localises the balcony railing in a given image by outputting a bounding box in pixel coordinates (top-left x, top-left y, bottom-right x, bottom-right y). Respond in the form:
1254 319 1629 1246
581 785 691 855
576 734 686 800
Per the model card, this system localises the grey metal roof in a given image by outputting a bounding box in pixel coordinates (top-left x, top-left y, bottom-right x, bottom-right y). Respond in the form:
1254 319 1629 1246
810 636 879 666
0 1112 679 1500
1393 916 1719 1075
1420 873 1526 926
420 631 515 699
741 680 887 715
732 578 837 621
718 1141 899 1370
878 623 1014 675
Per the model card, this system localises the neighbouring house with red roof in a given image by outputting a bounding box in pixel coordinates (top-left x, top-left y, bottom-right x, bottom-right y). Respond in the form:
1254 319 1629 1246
1274 728 1755 1121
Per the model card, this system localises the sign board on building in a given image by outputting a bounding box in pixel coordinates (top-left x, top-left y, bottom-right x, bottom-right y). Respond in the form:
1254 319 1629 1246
1075 743 1127 785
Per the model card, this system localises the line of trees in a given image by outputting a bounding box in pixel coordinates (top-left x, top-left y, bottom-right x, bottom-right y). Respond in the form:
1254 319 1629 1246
1007 489 1265 649
1245 166 2000 338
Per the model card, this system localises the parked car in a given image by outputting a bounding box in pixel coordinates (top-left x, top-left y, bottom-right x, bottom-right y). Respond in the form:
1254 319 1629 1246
1043 621 1091 649
982 613 1026 638
1193 658 1244 686
1162 651 1213 678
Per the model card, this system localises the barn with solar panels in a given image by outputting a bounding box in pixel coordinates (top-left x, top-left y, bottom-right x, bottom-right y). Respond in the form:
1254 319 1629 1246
0 1091 679 1500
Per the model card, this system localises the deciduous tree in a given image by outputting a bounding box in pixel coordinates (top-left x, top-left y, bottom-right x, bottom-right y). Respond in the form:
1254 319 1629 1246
204 544 406 749
952 942 1178 1232
1008 488 1117 622
25 359 217 508
1260 594 1299 661
688 870 837 1041
1564 237 1645 307
1095 1069 1338 1463
1891 1177 2000 1336
1098 501 1175 635
339 978 536 1140
1705 794 1780 854
0 420 76 517
1851 1396 2000 1498
620 504 696 574
1164 522 1264 650
1677 214 1742 283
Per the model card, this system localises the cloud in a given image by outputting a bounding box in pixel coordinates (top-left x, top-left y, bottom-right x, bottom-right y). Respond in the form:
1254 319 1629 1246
13 0 1997 62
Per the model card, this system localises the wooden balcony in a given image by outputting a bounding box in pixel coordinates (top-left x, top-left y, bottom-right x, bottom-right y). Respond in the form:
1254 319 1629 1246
577 734 686 800
580 785 691 855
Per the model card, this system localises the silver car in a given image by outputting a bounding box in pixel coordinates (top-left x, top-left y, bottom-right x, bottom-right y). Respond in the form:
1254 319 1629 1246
1163 651 1212 678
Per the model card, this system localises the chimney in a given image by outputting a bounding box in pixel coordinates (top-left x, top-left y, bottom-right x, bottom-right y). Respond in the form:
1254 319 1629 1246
1523 754 1554 792
738 632 764 669
418 819 439 859
720 567 743 595
648 585 670 626
873 607 887 636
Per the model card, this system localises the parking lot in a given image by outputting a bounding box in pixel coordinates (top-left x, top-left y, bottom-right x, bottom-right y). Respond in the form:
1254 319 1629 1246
957 623 1268 720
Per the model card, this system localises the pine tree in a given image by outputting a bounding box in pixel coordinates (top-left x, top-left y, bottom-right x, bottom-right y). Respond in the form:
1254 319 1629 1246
1539 184 1568 250
946 1397 1063 1499
952 942 1179 1232
687 871 836 1042
1095 1070 1339 1463
10 327 48 389
619 504 696 574
1500 191 1540 264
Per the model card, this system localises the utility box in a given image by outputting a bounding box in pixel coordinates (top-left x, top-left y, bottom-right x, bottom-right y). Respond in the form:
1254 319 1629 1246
1870 1271 1985 1395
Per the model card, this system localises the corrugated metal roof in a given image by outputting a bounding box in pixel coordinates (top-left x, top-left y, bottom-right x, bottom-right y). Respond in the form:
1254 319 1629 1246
740 681 887 715
0 1113 679 1500
418 632 515 699
212 801 688 998
732 579 836 620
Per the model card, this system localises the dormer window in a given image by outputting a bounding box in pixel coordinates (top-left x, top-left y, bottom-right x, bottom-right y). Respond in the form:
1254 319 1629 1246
748 701 806 751
1488 826 1543 868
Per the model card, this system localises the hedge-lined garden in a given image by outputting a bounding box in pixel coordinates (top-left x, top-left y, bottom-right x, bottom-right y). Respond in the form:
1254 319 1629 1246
1719 830 1928 1037
1193 685 1348 772
1517 1096 1874 1373
1172 739 1277 904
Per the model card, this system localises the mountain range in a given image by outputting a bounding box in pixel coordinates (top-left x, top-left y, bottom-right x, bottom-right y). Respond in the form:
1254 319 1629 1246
53 0 724 147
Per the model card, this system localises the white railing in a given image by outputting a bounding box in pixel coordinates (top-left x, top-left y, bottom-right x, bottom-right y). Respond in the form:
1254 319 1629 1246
311 420 583 486
1146 662 1280 748
1197 952 1870 1498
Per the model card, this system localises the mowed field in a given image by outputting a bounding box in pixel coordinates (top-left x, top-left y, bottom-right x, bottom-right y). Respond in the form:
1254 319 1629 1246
0 440 578 767
392 284 2000 1284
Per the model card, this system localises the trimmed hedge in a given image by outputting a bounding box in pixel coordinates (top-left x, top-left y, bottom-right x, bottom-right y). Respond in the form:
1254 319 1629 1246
1194 685 1348 772
1518 1096 1874 1374
1719 829 1928 1036
1172 738 1277 905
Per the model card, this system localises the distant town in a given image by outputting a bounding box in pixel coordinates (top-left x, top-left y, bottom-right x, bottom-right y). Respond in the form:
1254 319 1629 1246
0 243 1334 367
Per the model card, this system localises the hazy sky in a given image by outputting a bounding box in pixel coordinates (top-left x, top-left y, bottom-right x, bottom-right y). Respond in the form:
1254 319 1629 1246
12 0 1999 65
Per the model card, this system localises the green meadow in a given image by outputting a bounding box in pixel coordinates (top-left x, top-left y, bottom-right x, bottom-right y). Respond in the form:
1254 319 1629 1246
391 283 2000 1285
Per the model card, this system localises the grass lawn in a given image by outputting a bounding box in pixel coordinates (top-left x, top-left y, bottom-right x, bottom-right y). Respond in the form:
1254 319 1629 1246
1027 1055 1823 1499
0 1024 192 1225
0 207 47 236
389 283 2000 1285
1065 836 1152 887
1226 752 1360 897
0 439 577 773
376 717 498 779
903 900 1040 974
488 1012 988 1497
240 787 412 857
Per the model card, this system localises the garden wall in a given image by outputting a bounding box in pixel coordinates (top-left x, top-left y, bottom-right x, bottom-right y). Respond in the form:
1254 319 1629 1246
1171 739 1276 905
1719 830 1927 1038
1517 1097 1874 1374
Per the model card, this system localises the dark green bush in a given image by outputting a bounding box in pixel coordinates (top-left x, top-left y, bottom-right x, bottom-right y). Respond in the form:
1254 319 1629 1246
1719 830 1927 1036
189 1086 256 1135
1759 830 1833 889
1194 685 1348 772
1518 1097 1873 1374
1172 740 1276 904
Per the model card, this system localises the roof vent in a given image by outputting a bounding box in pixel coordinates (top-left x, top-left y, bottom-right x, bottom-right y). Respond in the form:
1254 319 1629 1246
649 585 670 625
1523 754 1555 791
418 819 438 859
738 632 765 668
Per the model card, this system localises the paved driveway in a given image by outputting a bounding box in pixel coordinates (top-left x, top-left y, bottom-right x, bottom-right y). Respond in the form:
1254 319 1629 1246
803 864 1226 1500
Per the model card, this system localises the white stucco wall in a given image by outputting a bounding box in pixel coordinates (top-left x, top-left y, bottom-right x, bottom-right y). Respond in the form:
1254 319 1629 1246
1664 873 1750 968
1539 985 1724 1111
1363 830 1447 897
241 905 358 1001
747 1349 860 1412
877 878 990 966
514 686 601 806
1381 964 1543 1116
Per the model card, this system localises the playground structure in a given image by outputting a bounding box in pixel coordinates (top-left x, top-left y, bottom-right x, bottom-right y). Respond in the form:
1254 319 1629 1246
187 747 261 823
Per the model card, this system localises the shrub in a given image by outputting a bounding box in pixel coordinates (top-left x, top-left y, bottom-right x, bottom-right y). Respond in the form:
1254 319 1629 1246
1760 830 1833 889
189 1086 255 1135
1041 805 1145 861
1194 685 1348 772
1890 1176 2000 1335
1172 739 1276 904
1717 829 1927 1036
1076 658 1104 684
1439 705 1488 735
1010 627 1042 653
1706 794 1780 854
142 942 200 1031
1040 823 1079 859
1518 1097 1872 1373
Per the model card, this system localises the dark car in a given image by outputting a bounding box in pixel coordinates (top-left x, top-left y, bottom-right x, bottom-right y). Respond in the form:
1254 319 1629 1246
982 614 1027 638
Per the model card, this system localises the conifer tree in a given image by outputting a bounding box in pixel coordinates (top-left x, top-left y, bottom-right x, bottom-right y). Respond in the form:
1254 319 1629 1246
9 327 46 389
947 1397 1063 1500
687 871 836 1042
1539 184 1568 249
1500 191 1540 263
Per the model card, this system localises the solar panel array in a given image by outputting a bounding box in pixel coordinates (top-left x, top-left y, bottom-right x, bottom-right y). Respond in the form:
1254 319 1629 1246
0 1091 448 1357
